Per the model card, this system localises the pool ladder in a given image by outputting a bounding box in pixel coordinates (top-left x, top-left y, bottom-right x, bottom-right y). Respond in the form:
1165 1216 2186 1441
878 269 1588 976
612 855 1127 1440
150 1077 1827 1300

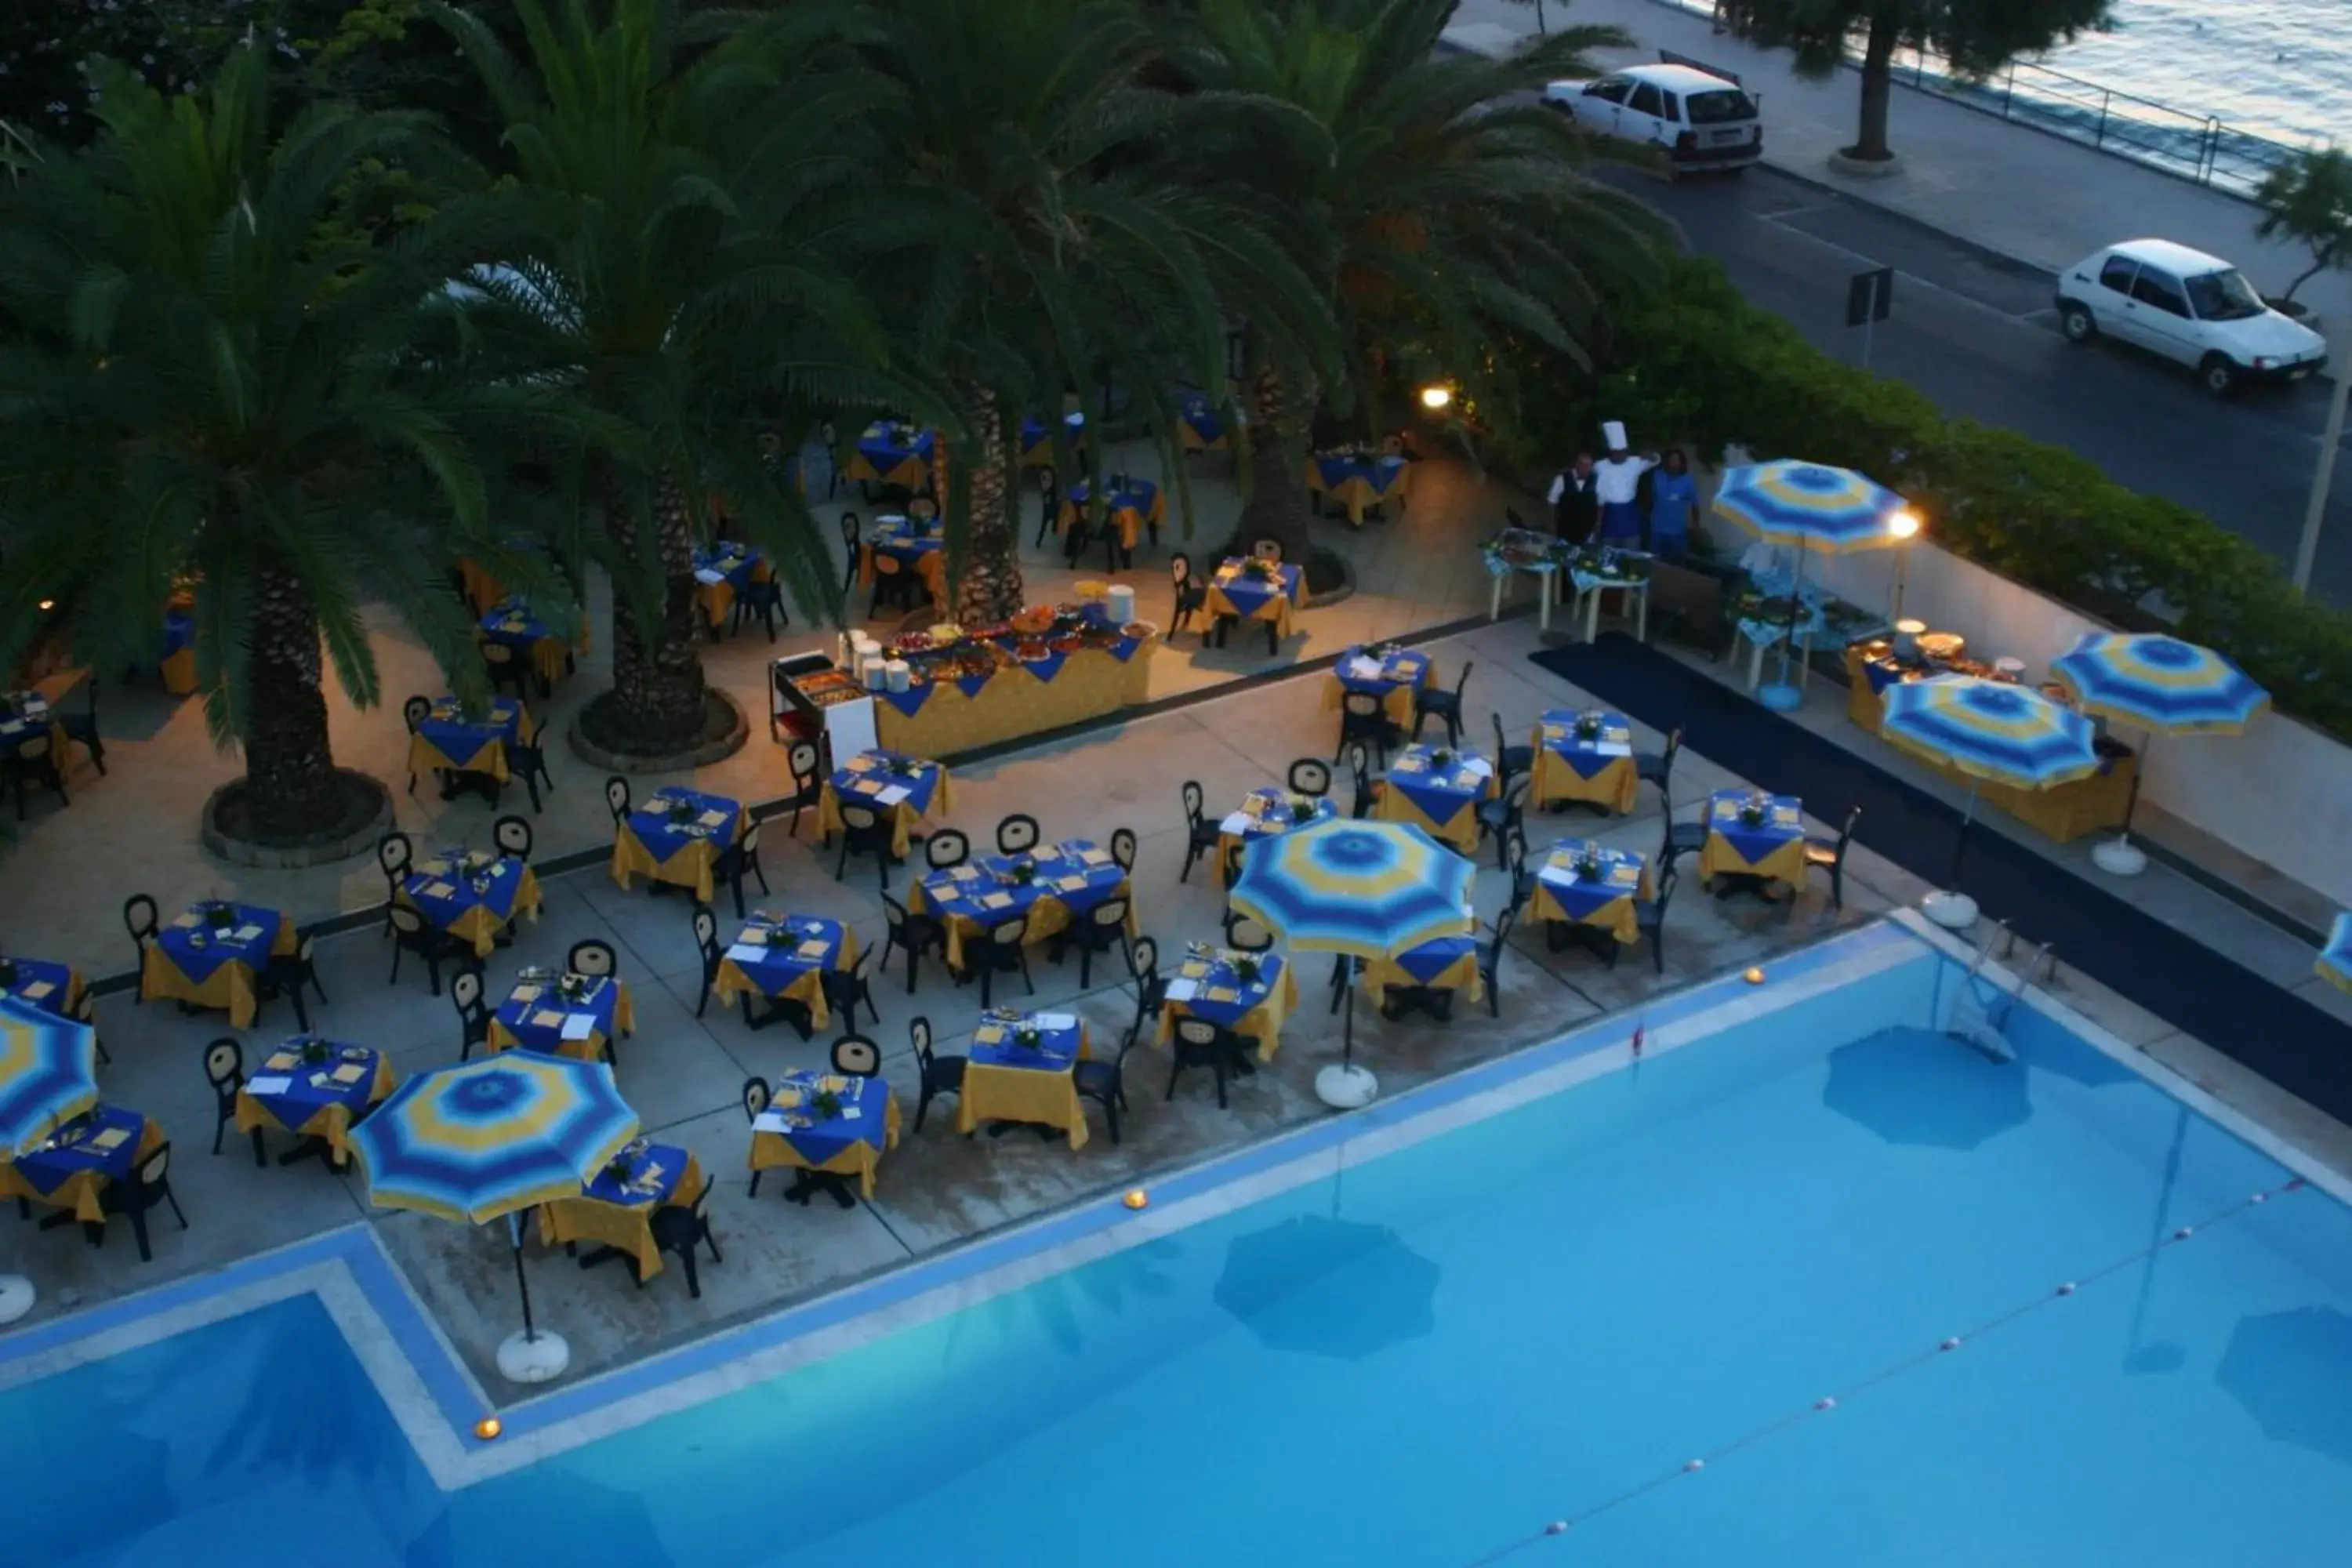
1947 920 2053 1062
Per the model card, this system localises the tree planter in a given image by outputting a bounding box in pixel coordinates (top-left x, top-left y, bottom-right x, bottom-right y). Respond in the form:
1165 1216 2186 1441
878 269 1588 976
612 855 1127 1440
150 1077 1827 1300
1829 148 1904 179
569 687 747 774
201 770 392 869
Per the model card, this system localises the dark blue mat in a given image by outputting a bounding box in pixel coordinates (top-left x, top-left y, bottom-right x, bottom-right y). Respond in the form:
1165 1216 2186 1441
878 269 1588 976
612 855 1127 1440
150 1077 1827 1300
1530 633 2352 1125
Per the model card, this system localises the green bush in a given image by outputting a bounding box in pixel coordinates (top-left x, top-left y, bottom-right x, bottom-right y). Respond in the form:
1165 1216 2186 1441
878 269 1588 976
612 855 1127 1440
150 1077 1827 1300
1492 257 2352 739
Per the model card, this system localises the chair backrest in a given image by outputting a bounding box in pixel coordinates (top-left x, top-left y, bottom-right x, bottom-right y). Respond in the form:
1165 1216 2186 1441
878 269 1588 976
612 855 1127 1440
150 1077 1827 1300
1664 728 1683 769
1181 779 1205 828
452 967 483 1013
137 1143 169 1190
787 740 821 789
1504 827 1529 888
482 641 516 668
1226 913 1274 951
1452 659 1475 700
839 512 861 549
996 813 1040 855
926 828 970 870
377 830 413 880
1250 538 1283 561
295 933 317 968
388 902 426 936
1342 690 1381 718
742 1076 771 1121
1109 827 1137 873
1650 863 1681 913
204 1036 241 1091
567 939 617 978
831 1035 881 1076
123 894 159 945
989 916 1029 950
402 695 431 732
691 903 718 956
1035 465 1057 495
909 1015 933 1068
908 495 938 521
739 818 763 857
1504 775 1532 813
842 803 881 833
1490 710 1509 761
881 891 914 931
12 733 47 760
1092 897 1130 928
1287 758 1331 797
1170 551 1192 588
604 775 632 822
1174 1016 1221 1048
492 815 532 860
1836 805 1863 851
1130 934 1159 985
1490 897 1519 958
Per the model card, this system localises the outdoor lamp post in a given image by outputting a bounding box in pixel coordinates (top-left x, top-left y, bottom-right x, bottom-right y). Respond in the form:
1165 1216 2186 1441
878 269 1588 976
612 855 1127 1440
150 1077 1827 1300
2293 304 2352 595
1886 509 1922 622
1417 383 1454 412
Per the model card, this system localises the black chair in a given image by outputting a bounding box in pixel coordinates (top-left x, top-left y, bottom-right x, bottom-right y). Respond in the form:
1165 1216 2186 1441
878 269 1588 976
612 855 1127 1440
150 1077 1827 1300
925 827 971 872
996 813 1041 855
715 818 771 919
509 735 555 814
1634 864 1680 975
1178 781 1222 883
1166 1017 1247 1109
646 1178 722 1298
100 1142 187 1264
204 1037 246 1160
387 905 460 995
742 1076 775 1195
1109 826 1138 873
1659 808 1709 875
1490 711 1535 793
835 802 898 886
568 939 618 978
820 942 876 1031
691 903 724 1018
1503 826 1534 911
256 931 328 1033
1635 728 1682 808
123 894 158 982
1334 690 1392 766
1475 900 1518 1020
604 775 633 826
1287 758 1332 798
402 696 432 793
1411 660 1471 748
1220 838 1247 892
1250 537 1283 562
376 830 414 925
1122 935 1168 1051
452 966 492 1060
1074 1037 1138 1144
831 1034 882 1076
481 639 532 701
71 985 109 1065
818 421 840 498
838 512 862 597
493 815 533 860
869 550 921 618
879 891 945 993
733 575 786 641
1224 909 1275 953
968 916 1034 1009
1806 807 1862 911
1058 895 1131 988
4 731 67 818
909 1015 967 1134
1345 742 1379 818
1033 465 1062 548
780 739 823 835
60 681 105 777
1169 552 1208 636
1476 776 1532 869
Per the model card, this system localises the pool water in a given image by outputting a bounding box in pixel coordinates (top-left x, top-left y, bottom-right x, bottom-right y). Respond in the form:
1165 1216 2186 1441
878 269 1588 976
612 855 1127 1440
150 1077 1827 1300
10 943 2352 1565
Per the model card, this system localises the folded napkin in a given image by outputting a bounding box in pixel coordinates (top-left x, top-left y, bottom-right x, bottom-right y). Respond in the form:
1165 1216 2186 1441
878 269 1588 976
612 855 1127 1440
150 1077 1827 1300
724 943 768 965
247 1075 295 1096
560 1014 597 1042
331 1063 368 1084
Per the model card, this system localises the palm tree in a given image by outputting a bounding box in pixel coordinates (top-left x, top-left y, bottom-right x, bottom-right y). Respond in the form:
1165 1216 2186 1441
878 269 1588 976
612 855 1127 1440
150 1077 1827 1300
0 46 525 840
851 0 1320 625
438 0 897 755
1169 0 1671 561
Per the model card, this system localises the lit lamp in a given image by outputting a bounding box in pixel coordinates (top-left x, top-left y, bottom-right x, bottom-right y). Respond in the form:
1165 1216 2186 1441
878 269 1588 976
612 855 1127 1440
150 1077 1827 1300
1886 509 1922 626
1417 384 1453 412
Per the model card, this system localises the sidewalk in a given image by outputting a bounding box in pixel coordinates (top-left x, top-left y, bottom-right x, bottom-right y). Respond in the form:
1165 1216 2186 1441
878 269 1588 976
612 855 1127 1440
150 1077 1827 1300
1453 0 2321 288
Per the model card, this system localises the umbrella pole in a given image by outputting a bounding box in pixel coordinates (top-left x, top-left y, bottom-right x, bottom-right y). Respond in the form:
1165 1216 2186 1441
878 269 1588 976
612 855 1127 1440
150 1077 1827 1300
1922 783 1983 931
1316 955 1378 1110
492 1209 569 1384
1759 548 1809 712
508 1209 538 1343
2092 728 2152 877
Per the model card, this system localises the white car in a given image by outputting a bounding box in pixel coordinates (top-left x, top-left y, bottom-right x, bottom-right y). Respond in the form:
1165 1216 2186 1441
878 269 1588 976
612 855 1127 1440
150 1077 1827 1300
1544 63 1762 173
2055 238 2328 397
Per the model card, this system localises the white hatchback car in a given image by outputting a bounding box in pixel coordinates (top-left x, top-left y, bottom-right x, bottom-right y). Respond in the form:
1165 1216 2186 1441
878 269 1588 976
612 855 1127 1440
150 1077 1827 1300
2055 238 2328 396
1544 63 1762 173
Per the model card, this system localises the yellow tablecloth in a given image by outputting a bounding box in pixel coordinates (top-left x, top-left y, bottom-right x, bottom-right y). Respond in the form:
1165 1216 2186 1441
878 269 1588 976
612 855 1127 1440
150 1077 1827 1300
1375 772 1493 855
956 1023 1091 1149
1322 666 1430 731
1308 458 1414 525
1700 826 1807 886
139 916 296 1030
610 808 749 904
815 770 956 859
1529 730 1639 815
1056 490 1165 551
846 446 931 489
1362 946 1484 1003
486 981 637 1062
233 1054 397 1166
750 1091 902 1201
537 1155 707 1282
458 557 506 617
695 560 771 632
1523 862 1653 946
1155 960 1300 1062
0 1116 164 1225
712 929 861 1030
858 542 948 608
398 863 543 958
1203 570 1298 642
160 648 197 695
407 727 518 786
875 641 1156 758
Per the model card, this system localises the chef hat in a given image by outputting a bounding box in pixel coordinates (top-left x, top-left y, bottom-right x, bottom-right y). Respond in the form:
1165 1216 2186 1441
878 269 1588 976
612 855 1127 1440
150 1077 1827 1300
1601 420 1628 451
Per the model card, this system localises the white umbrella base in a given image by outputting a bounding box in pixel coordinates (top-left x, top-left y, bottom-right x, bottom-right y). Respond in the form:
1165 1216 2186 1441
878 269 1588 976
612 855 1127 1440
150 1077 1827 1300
0 1273 34 1324
1757 682 1804 713
2091 837 2148 877
496 1329 570 1384
1316 1064 1379 1109
1921 891 1980 931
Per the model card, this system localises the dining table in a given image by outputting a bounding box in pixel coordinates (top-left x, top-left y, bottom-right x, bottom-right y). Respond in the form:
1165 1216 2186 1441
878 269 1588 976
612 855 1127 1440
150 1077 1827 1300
479 597 581 690
408 696 532 797
692 543 767 633
401 848 543 958
537 1138 705 1281
1525 842 1652 951
711 913 858 1033
848 423 935 490
1214 788 1339 888
909 840 1133 970
1307 450 1411 526
1377 745 1496 855
1203 558 1303 646
1530 709 1639 815
817 750 953 859
861 513 948 607
0 1103 162 1225
142 902 296 1029
956 1010 1090 1149
232 1039 397 1168
488 971 636 1063
0 956 81 1019
611 786 747 903
1324 644 1432 732
1059 477 1164 552
1700 789 1807 898
750 1070 900 1202
1156 949 1298 1062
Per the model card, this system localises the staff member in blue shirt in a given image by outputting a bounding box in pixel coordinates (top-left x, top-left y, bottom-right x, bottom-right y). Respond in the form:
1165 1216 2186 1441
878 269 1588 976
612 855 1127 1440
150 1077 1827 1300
1646 448 1699 562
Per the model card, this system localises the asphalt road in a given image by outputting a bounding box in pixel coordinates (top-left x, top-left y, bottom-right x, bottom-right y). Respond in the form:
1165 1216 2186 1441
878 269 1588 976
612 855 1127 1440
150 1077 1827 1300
1592 164 2352 606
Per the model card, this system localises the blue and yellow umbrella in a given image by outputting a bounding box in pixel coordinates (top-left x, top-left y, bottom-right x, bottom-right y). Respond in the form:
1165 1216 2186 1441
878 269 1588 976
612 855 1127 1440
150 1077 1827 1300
0 996 99 1158
1882 676 2099 899
1712 460 1911 554
352 1054 638 1225
2050 633 2268 735
1226 818 1475 962
2318 914 2352 996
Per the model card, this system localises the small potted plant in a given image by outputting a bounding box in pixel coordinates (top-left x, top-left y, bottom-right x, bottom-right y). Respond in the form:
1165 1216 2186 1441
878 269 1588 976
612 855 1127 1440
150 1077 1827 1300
1007 860 1038 887
667 797 698 827
603 1151 635 1186
1738 794 1769 829
1232 952 1263 985
811 1087 844 1120
558 972 586 1003
1573 847 1605 881
887 755 921 779
0 958 16 990
300 1037 331 1067
1012 1023 1044 1051
1430 746 1455 768
1573 711 1603 742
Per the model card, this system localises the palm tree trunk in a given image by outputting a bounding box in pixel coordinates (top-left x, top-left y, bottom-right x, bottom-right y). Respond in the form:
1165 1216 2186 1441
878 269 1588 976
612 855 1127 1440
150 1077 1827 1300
953 384 1024 626
1850 9 1900 162
243 561 343 839
602 465 707 751
1236 363 1313 566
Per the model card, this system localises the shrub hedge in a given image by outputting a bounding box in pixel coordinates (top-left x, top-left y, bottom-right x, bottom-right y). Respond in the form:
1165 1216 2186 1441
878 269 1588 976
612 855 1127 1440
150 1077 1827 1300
1486 257 2352 739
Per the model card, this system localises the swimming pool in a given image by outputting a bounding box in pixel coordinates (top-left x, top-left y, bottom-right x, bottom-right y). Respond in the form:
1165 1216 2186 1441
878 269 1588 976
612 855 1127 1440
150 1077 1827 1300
8 918 2352 1565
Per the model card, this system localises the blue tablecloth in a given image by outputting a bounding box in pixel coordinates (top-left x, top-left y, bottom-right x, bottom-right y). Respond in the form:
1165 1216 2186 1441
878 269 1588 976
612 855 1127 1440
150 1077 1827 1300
0 957 76 1018
723 915 849 996
579 1138 691 1209
496 975 622 1055
831 751 946 818
1536 844 1648 923
158 903 281 989
1311 452 1410 496
1385 746 1494 832
480 598 556 653
0 691 55 744
693 543 763 591
630 787 744 864
1067 477 1158 517
857 424 934 477
1213 562 1301 620
1020 412 1085 459
12 1104 145 1197
245 1040 383 1133
1568 547 1651 595
869 513 943 569
1170 953 1285 1030
1384 933 1478 985
162 609 194 658
917 840 1125 927
1537 709 1635 781
970 1011 1084 1070
1706 789 1805 866
1180 397 1225 449
764 1071 891 1167
404 853 531 933
1334 646 1432 700
1224 788 1338 848
415 696 526 771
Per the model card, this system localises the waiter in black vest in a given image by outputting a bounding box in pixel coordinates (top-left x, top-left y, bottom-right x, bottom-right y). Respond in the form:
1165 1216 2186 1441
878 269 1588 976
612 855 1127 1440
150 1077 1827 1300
1546 452 1599 543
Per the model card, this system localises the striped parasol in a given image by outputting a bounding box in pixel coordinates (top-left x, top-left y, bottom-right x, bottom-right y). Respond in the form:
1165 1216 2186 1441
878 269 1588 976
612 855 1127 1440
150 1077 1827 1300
1711 460 1912 554
2319 914 2352 996
2049 633 2268 735
0 996 99 1158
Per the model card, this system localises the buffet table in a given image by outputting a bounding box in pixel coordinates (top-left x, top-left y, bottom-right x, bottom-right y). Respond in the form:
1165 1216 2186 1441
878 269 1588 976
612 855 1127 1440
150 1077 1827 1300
865 608 1159 758
1844 641 2137 843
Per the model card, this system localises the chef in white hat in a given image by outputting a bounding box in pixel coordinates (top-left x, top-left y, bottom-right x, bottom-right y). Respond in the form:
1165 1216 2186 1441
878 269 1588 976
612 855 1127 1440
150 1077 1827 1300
1592 421 1658 547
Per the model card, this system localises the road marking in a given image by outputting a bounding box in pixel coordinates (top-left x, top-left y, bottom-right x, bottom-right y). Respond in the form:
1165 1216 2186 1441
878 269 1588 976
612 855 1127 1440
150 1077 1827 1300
1753 208 2061 328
